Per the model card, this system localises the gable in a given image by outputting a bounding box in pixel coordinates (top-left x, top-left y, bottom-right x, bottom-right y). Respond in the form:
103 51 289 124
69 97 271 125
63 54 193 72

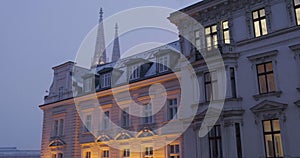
250 100 287 114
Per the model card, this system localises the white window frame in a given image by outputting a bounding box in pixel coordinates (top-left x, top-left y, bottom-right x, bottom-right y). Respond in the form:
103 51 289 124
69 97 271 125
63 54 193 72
168 98 178 120
158 55 169 73
53 118 64 136
85 114 92 132
168 144 180 158
123 148 130 158
101 72 111 88
128 64 141 80
143 103 153 124
84 78 92 92
102 149 109 158
102 111 110 130
205 24 218 51
121 107 130 127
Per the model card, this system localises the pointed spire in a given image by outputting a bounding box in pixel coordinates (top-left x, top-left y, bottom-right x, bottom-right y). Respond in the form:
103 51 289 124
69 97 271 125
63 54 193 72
91 7 106 68
111 23 121 62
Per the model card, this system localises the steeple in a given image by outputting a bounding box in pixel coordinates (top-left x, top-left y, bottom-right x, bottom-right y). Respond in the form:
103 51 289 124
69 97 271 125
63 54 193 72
111 23 121 62
91 8 106 68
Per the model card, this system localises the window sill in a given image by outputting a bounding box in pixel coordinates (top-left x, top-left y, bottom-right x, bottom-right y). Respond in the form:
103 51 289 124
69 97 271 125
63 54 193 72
253 91 282 101
196 97 243 107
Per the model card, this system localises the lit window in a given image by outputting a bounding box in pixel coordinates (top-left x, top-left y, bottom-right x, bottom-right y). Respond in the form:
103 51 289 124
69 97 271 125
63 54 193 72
294 0 300 25
158 55 169 72
101 73 111 88
129 64 141 80
85 151 91 158
205 24 218 50
252 8 268 37
144 147 153 158
256 62 275 94
222 21 230 44
85 115 92 132
103 150 109 158
208 125 223 158
53 119 64 136
123 149 130 158
262 119 284 158
121 108 130 127
204 72 218 101
102 111 110 130
84 78 92 92
169 144 180 158
143 104 153 124
168 99 178 120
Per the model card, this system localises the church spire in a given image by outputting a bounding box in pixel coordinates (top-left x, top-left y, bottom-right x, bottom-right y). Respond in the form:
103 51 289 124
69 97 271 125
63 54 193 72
111 23 121 62
91 8 106 68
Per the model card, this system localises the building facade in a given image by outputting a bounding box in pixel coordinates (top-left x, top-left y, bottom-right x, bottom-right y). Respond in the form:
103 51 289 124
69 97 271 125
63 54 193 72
40 0 300 158
0 147 40 158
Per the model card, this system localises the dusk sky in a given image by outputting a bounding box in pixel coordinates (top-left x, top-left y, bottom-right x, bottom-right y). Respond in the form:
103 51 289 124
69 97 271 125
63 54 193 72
0 0 199 150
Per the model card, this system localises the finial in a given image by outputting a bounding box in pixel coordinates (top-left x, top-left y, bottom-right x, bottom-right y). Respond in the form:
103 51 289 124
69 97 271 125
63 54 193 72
99 8 103 22
115 23 118 30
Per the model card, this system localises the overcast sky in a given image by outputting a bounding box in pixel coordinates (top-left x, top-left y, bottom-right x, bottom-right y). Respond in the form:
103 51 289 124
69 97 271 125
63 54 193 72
0 0 199 150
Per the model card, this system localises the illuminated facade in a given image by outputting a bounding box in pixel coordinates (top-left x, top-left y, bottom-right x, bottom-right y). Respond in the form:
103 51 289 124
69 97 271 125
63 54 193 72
40 0 300 158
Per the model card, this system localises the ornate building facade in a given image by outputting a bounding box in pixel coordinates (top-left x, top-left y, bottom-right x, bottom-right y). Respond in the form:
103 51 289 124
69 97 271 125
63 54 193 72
40 0 300 158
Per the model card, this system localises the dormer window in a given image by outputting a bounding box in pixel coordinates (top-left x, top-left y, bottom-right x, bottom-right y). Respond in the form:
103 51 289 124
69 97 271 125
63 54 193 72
158 55 169 72
101 72 111 88
128 64 141 80
84 78 92 93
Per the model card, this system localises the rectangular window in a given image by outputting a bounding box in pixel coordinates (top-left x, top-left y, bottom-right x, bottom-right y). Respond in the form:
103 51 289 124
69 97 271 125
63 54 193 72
205 24 218 50
129 64 141 80
84 78 92 92
252 8 268 37
85 115 92 132
194 30 203 60
103 150 109 158
158 55 169 72
168 99 178 120
103 111 110 130
256 62 275 94
169 144 180 158
58 87 63 100
209 125 223 158
85 151 91 158
101 73 111 88
122 108 130 127
294 0 300 25
230 67 237 98
52 153 57 158
143 104 153 124
235 123 243 158
263 119 284 158
204 72 218 101
54 119 64 136
222 21 230 44
123 149 130 158
144 147 154 158
58 153 63 158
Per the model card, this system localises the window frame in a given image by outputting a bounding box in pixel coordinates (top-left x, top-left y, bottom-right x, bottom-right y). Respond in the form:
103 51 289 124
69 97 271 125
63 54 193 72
85 114 92 132
252 8 268 37
101 72 111 88
103 149 110 158
123 149 130 158
208 125 223 158
128 64 141 80
168 98 178 120
144 146 154 158
294 0 300 25
143 103 153 124
204 72 218 101
230 67 237 98
168 144 180 158
158 55 169 73
205 24 218 50
256 62 276 94
102 111 110 130
121 107 130 127
53 118 64 137
84 78 93 93
222 20 230 44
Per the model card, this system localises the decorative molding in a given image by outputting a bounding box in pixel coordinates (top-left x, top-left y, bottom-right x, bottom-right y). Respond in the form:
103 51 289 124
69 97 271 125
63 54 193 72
253 91 282 101
285 0 295 25
247 50 278 61
289 43 300 52
250 100 287 114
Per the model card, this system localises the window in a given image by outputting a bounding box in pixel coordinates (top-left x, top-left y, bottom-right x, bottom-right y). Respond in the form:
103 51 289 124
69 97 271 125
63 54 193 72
129 64 141 80
58 153 63 158
103 150 109 158
52 153 56 158
84 78 92 92
195 30 201 50
54 119 64 136
58 87 63 100
256 62 275 94
230 67 237 98
169 144 180 158
168 99 178 120
123 149 130 158
85 115 92 132
294 0 300 25
204 72 218 101
235 123 243 158
252 8 268 37
222 21 230 44
144 147 153 158
208 125 222 158
103 111 110 130
158 55 169 72
205 24 218 50
262 119 284 158
121 108 130 127
101 73 111 88
85 151 91 158
143 104 153 124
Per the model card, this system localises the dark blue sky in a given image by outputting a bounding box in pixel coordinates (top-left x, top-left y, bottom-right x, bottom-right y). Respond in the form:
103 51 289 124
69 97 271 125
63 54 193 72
0 0 198 150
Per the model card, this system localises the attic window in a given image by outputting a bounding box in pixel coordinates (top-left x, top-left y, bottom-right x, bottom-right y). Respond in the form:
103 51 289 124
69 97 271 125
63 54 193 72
84 78 92 92
158 55 169 73
128 64 141 80
101 72 111 88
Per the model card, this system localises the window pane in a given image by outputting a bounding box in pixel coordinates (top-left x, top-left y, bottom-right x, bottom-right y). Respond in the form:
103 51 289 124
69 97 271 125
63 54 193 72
274 134 284 157
261 19 268 35
211 25 217 33
295 0 300 5
205 27 211 35
206 37 212 48
259 9 265 17
213 35 218 47
259 76 267 93
296 8 300 25
257 64 265 74
267 73 275 92
253 11 258 19
224 31 230 44
263 121 271 132
265 134 275 157
266 63 273 72
222 21 229 29
272 119 281 131
254 21 261 37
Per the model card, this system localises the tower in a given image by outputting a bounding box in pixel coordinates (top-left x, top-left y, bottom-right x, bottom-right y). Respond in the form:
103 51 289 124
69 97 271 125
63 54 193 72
111 23 121 62
91 8 106 68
